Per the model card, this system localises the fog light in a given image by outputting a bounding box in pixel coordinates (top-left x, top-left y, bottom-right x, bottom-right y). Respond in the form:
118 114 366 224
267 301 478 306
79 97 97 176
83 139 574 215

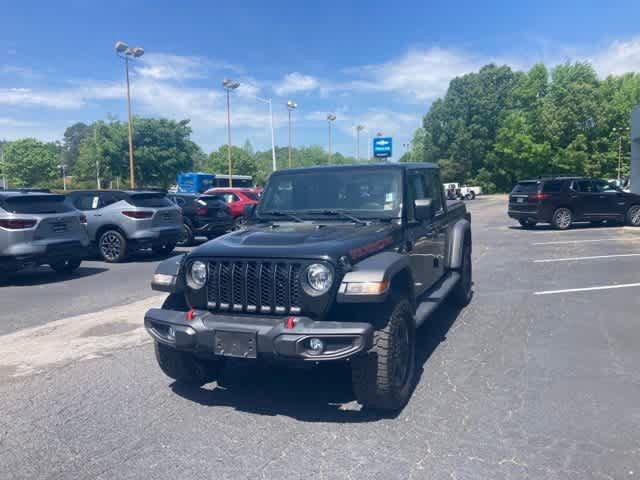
308 338 324 355
167 327 175 340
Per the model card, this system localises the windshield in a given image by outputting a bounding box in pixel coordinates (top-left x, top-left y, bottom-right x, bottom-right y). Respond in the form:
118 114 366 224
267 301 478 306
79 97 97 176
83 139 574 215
512 182 539 194
259 168 402 218
243 191 260 201
126 193 173 208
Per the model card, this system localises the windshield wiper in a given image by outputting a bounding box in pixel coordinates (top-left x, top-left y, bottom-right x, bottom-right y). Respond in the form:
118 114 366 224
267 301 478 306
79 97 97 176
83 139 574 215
305 210 368 225
259 210 304 222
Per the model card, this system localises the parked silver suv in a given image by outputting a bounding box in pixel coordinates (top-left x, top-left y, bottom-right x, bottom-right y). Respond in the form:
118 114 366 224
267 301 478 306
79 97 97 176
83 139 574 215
65 190 182 262
0 191 89 277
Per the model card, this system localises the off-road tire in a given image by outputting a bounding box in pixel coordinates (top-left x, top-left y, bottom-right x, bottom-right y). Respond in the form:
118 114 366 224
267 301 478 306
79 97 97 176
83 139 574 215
98 230 128 263
351 297 416 411
152 243 176 256
518 219 537 229
551 207 573 230
50 258 82 274
451 241 473 307
154 342 222 386
177 223 195 247
626 205 640 227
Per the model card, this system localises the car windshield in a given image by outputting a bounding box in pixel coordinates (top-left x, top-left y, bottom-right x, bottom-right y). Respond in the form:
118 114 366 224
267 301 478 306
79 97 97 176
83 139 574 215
258 168 402 218
512 182 539 194
126 193 173 208
243 191 260 201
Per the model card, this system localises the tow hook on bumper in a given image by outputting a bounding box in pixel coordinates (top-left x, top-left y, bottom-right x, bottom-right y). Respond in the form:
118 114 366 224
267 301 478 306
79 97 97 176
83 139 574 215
144 308 374 361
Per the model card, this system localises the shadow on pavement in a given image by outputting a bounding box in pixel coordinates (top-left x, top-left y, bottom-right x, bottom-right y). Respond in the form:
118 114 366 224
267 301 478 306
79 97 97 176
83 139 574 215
508 221 623 231
1 266 108 287
171 301 464 423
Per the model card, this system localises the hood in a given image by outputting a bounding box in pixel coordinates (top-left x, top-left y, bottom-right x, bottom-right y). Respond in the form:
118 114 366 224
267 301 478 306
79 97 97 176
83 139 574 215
190 221 401 262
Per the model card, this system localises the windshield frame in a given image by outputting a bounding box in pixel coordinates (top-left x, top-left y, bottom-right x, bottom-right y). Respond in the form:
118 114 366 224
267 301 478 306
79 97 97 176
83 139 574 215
257 167 404 220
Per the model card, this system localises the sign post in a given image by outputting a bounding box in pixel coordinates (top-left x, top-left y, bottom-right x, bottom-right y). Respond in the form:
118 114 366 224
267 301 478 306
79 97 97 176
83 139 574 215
373 137 393 161
632 106 640 193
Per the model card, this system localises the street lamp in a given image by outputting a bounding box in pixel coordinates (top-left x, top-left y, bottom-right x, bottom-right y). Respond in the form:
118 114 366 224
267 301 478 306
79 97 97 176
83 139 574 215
247 95 277 173
286 100 298 168
115 41 144 189
222 78 240 187
58 164 67 191
613 127 631 183
327 114 336 163
356 125 364 162
0 146 6 189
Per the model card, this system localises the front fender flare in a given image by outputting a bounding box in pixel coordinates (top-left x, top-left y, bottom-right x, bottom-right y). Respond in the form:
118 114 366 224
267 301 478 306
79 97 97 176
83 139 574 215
337 251 412 303
151 253 187 293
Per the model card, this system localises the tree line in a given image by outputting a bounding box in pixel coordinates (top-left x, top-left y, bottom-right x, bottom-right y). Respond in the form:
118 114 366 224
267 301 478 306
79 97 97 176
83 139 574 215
0 117 360 190
401 62 640 192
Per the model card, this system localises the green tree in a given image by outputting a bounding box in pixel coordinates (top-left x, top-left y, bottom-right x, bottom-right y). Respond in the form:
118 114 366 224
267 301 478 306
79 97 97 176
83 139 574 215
62 122 93 173
3 139 60 187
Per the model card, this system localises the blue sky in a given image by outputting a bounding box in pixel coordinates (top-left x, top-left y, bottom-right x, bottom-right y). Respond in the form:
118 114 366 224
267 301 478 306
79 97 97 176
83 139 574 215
1 0 640 159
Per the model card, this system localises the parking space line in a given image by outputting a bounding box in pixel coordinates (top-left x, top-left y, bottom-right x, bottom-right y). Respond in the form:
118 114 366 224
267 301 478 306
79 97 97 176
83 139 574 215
532 238 631 246
534 253 640 263
534 283 640 295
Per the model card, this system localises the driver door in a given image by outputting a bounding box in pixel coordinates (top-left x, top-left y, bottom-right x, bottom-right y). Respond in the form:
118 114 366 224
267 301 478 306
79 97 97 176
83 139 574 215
406 169 446 297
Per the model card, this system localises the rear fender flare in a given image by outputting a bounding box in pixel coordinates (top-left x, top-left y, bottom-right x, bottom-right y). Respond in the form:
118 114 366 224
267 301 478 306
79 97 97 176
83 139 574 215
447 219 471 270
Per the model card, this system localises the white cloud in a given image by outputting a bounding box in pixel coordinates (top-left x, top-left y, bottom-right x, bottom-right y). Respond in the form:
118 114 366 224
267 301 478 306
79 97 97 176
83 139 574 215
0 82 122 109
135 53 242 81
588 36 640 77
274 72 320 96
1 65 37 79
0 116 40 128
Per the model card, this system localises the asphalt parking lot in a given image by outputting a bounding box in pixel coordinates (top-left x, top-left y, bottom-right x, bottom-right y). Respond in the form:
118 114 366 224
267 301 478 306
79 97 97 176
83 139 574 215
1 195 639 479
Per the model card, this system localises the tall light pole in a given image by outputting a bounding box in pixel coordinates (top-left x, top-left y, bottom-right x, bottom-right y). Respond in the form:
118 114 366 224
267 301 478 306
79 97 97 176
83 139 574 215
286 100 298 168
613 127 631 183
248 95 277 173
356 124 364 162
115 41 144 189
0 146 6 189
327 114 336 163
222 78 240 187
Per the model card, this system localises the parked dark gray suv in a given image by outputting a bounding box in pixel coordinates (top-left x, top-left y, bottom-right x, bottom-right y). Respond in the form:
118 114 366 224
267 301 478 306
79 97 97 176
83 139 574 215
0 191 89 278
65 190 182 262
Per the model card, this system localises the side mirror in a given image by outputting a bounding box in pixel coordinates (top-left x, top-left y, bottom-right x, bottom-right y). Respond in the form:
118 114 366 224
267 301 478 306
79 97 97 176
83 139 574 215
243 204 256 219
414 198 433 221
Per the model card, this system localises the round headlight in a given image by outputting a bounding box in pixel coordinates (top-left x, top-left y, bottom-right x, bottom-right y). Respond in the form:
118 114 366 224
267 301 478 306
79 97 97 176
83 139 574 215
304 263 333 295
187 260 207 290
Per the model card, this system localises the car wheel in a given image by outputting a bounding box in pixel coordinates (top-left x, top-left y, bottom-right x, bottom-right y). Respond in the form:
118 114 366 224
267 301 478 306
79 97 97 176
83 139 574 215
177 223 195 247
351 297 416 411
152 243 176 256
98 230 128 263
551 207 573 230
451 241 473 307
468 191 476 200
154 342 223 386
626 205 640 227
50 258 82 274
234 216 246 229
519 219 537 229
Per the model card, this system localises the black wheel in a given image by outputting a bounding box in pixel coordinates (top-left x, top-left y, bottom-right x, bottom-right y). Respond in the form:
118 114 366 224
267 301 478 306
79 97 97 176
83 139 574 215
551 207 573 230
468 191 476 200
154 342 222 386
626 205 640 227
98 230 127 262
518 219 537 229
152 243 176 256
234 216 246 228
50 258 82 274
351 297 416 411
177 223 195 247
451 241 473 307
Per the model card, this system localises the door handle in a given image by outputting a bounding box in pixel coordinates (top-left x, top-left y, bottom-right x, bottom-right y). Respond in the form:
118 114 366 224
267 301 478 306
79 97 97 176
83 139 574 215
425 230 435 238
94 213 102 217
570 195 578 199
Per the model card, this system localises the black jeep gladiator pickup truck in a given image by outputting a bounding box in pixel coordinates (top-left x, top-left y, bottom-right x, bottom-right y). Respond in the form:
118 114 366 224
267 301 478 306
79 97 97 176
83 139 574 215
145 163 472 410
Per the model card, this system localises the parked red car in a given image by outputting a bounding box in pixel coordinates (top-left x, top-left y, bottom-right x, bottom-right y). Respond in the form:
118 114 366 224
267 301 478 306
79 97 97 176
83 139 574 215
204 187 259 224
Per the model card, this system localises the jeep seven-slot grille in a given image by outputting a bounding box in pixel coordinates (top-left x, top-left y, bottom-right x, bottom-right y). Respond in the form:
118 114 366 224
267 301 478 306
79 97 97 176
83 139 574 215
207 260 303 314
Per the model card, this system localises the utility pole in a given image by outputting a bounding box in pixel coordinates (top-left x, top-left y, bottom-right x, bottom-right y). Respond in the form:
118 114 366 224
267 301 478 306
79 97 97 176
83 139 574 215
287 100 298 168
356 125 364 162
613 127 631 183
94 125 100 189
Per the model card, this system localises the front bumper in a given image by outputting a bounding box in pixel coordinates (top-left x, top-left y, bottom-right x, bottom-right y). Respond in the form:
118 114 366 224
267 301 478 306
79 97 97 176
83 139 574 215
144 308 373 361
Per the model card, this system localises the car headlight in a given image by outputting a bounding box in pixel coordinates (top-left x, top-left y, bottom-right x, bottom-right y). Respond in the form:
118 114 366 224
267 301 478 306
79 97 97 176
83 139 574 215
187 260 207 290
303 263 333 296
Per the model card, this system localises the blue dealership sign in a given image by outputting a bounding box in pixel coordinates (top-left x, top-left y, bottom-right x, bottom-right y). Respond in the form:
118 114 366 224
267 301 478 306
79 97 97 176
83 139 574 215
373 137 392 158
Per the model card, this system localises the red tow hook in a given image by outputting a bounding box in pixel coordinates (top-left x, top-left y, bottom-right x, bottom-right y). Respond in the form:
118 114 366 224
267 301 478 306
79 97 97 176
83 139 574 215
285 316 297 329
186 309 196 321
